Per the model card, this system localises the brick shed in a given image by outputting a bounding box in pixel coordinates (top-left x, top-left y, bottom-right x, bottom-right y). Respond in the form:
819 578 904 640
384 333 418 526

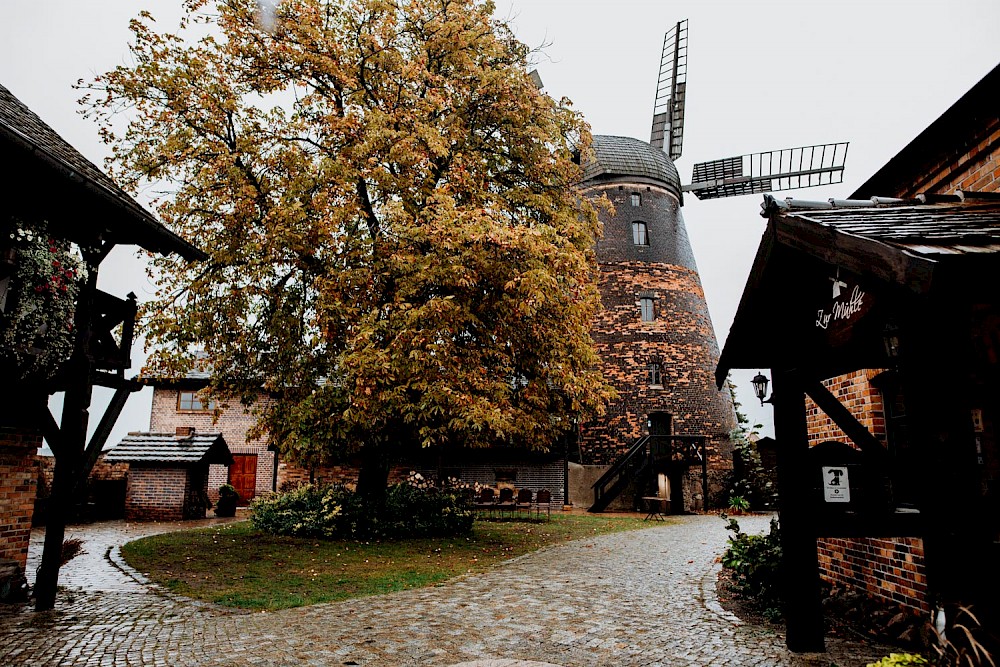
105 429 233 521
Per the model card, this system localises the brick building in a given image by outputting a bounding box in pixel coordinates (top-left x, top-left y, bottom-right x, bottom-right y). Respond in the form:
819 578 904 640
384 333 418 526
578 135 736 511
717 62 1000 651
104 430 232 521
803 63 1000 617
146 375 277 505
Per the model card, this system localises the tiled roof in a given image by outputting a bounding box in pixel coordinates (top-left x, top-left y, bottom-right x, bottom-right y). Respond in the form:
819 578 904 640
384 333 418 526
583 135 682 200
762 192 1000 257
105 432 233 466
0 82 205 261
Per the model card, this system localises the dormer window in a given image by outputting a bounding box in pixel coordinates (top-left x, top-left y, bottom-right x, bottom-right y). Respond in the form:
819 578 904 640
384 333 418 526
632 221 649 246
630 193 641 207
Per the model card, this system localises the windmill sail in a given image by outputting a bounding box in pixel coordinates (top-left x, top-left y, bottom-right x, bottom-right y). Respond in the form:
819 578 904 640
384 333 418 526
649 20 688 160
685 142 849 200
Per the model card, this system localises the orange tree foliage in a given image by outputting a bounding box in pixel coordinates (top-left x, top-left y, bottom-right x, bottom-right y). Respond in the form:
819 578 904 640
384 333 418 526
83 0 612 488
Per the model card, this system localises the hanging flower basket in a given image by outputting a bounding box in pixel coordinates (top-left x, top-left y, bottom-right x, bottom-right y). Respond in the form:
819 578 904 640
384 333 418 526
1 218 86 382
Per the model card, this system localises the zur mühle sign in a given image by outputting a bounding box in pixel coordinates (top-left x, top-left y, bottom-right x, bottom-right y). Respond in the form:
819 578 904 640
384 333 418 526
815 268 873 346
822 466 850 503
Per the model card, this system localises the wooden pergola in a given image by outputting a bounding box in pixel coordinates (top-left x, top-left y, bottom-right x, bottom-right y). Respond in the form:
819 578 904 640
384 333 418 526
0 82 206 609
718 192 1000 651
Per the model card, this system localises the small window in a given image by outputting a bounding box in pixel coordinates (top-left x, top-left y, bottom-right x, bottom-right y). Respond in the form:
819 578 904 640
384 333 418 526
640 297 655 322
648 363 662 387
178 390 216 412
632 221 649 246
630 193 641 207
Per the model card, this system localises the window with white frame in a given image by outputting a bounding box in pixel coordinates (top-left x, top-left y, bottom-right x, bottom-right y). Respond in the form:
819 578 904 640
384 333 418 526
640 297 655 322
630 193 641 207
632 221 649 246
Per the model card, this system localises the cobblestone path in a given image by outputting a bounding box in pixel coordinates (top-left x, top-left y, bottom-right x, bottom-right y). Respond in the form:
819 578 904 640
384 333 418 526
0 515 892 666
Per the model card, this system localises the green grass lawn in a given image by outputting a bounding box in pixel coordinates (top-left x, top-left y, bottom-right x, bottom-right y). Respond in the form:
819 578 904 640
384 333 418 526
121 513 654 610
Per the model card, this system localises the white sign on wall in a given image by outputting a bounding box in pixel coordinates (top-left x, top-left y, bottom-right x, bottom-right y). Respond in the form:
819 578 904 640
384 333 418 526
822 466 850 503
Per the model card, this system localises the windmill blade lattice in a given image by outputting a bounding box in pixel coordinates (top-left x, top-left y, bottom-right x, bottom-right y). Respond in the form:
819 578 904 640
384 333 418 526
649 20 688 160
685 142 849 200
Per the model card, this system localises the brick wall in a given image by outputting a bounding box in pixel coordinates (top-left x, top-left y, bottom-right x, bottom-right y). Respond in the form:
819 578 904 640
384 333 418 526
0 428 40 571
576 180 735 510
817 536 929 612
894 119 1000 198
277 462 412 491
805 369 887 446
151 388 275 499
124 466 196 522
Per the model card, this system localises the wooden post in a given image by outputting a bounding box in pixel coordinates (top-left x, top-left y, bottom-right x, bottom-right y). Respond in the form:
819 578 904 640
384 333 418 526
34 253 99 611
772 369 825 652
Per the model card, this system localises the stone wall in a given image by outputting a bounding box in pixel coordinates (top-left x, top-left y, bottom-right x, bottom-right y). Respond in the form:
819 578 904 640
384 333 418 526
0 428 40 571
817 536 929 613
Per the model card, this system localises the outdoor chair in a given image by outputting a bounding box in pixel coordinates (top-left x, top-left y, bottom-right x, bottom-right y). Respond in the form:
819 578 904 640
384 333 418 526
474 487 496 516
515 488 533 516
534 489 551 519
496 487 515 518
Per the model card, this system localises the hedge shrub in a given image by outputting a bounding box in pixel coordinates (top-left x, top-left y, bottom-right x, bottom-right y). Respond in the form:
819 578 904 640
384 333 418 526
250 478 474 540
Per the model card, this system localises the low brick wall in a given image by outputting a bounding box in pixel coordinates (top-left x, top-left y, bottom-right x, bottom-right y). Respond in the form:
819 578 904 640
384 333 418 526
0 428 40 571
817 536 929 613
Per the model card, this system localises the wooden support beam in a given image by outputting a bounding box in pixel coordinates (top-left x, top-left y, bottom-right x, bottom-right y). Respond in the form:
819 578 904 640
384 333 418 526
802 378 887 462
37 406 64 458
772 369 825 653
81 383 137 485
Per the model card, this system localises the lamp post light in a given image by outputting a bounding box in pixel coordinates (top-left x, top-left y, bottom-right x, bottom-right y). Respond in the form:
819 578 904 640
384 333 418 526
751 371 772 406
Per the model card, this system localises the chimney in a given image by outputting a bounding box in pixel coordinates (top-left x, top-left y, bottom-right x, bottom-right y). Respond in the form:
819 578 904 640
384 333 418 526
175 426 195 437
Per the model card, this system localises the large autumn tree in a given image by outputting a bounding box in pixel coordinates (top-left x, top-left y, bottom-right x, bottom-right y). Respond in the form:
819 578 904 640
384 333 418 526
85 0 612 498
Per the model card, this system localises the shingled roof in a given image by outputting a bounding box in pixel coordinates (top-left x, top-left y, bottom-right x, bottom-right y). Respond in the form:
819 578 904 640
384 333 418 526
582 135 683 201
105 431 233 466
0 81 205 261
716 191 1000 386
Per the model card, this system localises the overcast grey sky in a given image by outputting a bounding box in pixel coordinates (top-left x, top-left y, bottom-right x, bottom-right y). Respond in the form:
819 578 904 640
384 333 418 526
3 0 999 445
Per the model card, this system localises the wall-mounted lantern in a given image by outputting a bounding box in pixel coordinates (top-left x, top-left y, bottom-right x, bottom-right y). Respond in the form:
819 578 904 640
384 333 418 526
882 321 901 360
751 371 772 406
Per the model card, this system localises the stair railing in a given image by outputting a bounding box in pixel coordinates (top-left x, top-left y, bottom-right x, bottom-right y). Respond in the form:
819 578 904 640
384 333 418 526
590 435 651 512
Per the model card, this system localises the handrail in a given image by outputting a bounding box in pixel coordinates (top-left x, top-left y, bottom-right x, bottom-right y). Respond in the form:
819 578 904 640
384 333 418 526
590 436 651 512
591 435 649 491
590 434 710 513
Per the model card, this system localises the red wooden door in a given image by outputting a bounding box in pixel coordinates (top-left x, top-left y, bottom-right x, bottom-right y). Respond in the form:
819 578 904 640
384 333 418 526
228 454 258 505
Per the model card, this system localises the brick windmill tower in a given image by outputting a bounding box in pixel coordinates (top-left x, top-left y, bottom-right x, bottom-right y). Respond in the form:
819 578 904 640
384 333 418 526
581 20 848 513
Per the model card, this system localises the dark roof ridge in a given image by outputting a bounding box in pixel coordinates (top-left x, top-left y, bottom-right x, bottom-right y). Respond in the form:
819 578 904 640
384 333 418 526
759 191 998 216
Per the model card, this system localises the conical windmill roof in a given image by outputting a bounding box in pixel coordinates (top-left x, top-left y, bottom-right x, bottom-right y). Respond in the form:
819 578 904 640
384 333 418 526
583 135 682 201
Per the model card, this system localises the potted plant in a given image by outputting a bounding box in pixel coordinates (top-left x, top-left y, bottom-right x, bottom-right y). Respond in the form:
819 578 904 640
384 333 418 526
215 484 239 517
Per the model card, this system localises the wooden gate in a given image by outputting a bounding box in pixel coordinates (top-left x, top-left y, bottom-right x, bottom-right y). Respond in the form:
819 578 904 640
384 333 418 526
228 454 258 505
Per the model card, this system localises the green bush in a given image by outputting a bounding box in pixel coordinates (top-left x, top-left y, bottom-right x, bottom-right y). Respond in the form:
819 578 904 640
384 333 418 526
249 484 346 538
249 479 474 540
721 516 783 621
866 653 928 667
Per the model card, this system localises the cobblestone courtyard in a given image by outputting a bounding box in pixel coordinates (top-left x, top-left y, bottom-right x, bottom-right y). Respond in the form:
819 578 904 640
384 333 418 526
0 514 892 666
